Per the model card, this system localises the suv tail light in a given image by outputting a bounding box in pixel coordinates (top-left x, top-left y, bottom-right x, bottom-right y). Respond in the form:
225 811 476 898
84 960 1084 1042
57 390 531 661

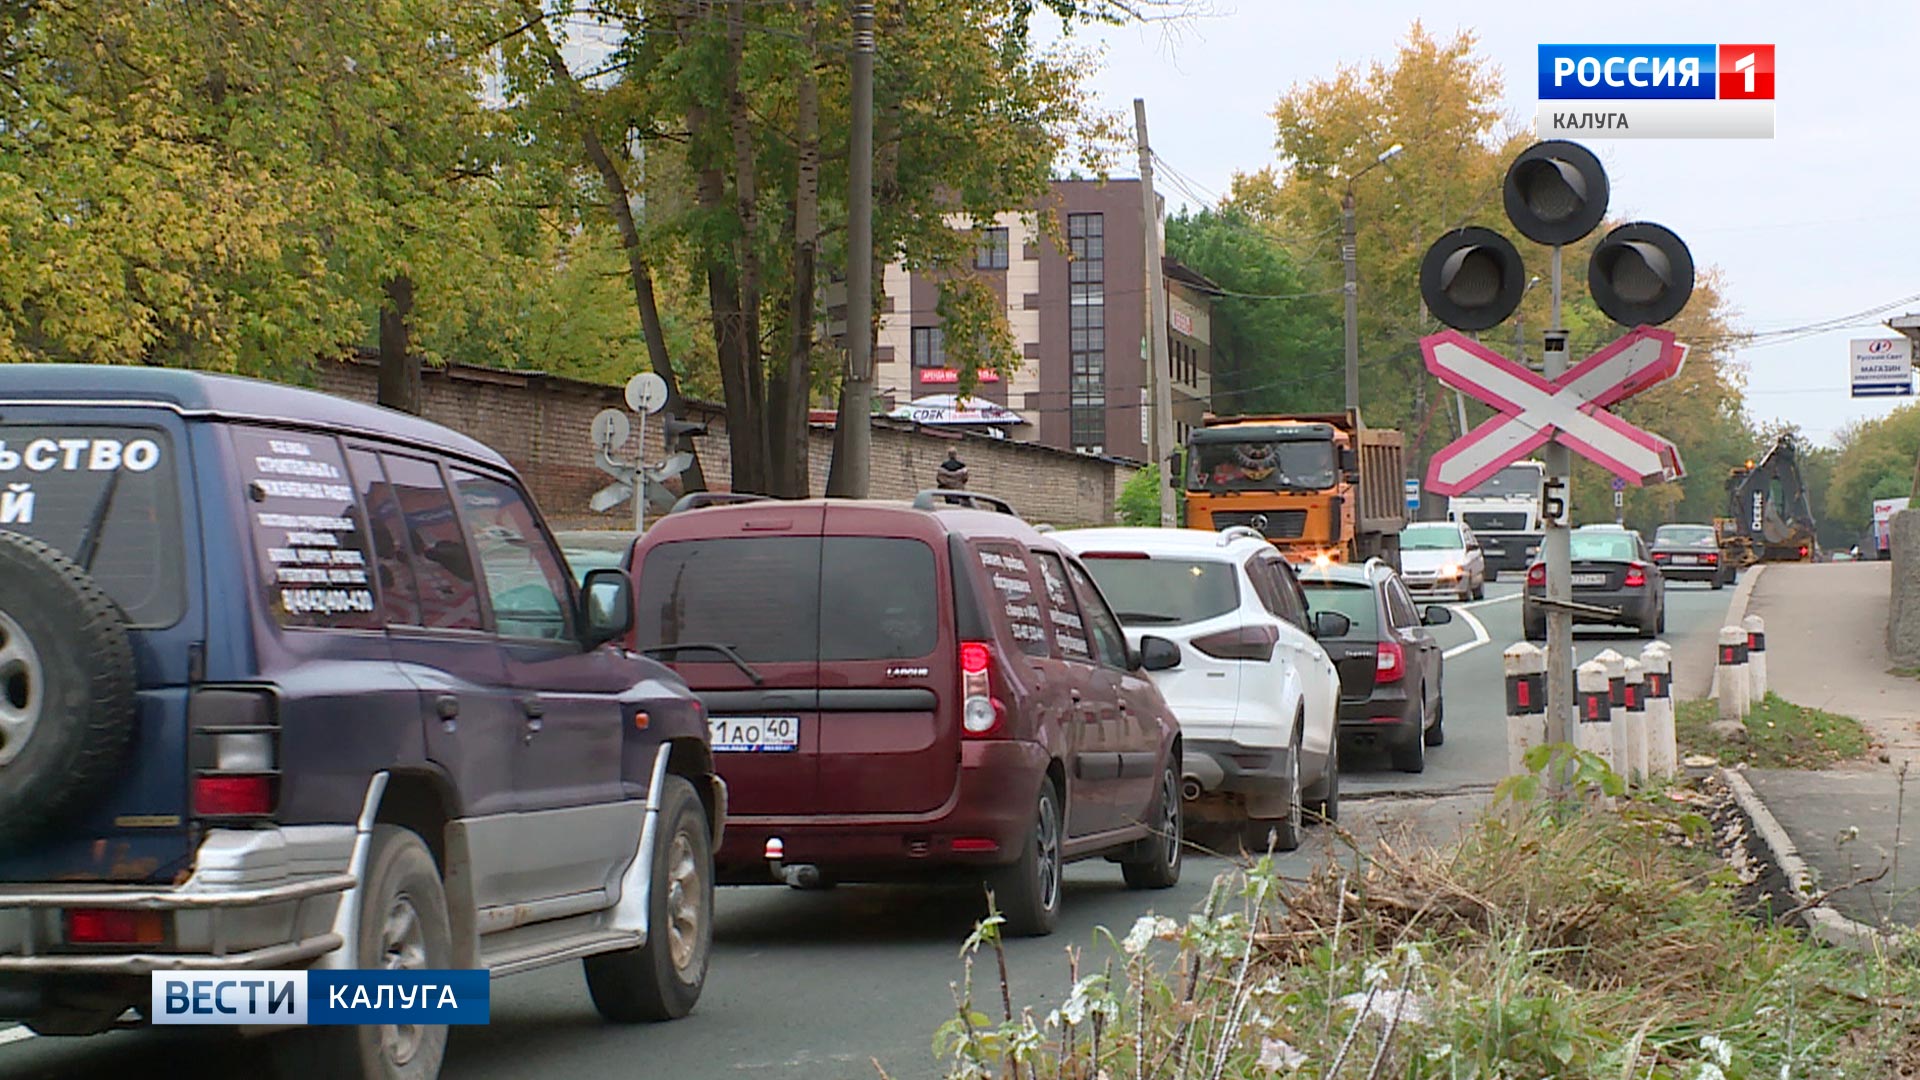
1526 563 1546 587
66 909 164 946
1623 563 1647 588
959 641 1003 737
189 688 280 822
1799 545 1810 558
1192 624 1279 662
1374 640 1406 684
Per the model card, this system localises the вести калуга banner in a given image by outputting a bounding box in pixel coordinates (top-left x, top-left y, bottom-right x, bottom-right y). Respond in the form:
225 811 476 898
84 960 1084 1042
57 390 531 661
151 970 490 1026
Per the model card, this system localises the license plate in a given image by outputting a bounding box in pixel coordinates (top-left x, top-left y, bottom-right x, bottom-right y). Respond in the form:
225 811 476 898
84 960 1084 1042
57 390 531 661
709 716 799 753
1672 555 1698 564
1571 572 1608 586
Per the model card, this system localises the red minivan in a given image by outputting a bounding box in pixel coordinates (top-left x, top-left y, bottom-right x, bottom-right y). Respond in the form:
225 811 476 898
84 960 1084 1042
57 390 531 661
625 492 1186 935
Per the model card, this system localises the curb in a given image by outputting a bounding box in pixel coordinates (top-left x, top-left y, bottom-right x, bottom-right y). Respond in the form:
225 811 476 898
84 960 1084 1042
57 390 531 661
1719 766 1903 952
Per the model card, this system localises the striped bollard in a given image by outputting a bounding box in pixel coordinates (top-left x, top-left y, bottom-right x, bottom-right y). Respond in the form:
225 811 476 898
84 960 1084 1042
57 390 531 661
1640 642 1676 779
1574 659 1615 768
1503 642 1548 776
1717 625 1750 721
1622 657 1648 786
1743 614 1768 703
1594 649 1629 776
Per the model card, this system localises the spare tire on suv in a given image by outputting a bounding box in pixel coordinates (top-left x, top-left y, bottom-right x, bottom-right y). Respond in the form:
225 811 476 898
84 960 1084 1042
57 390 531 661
0 532 138 849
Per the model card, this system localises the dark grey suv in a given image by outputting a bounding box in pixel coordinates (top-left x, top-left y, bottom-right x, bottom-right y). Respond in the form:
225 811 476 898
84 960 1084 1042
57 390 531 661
0 367 723 1079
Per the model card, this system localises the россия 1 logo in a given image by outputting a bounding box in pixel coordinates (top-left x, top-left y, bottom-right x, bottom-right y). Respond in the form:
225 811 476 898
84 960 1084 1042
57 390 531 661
1536 45 1774 139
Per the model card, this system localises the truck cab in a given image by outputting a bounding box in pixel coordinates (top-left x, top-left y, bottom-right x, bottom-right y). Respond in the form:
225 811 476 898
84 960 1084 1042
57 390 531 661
1181 412 1405 569
1445 460 1546 580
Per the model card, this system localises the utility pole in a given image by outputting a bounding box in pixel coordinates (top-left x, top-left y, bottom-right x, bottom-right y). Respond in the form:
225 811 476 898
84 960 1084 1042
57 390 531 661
829 1 876 498
1341 189 1360 414
1542 244 1574 752
1135 98 1176 527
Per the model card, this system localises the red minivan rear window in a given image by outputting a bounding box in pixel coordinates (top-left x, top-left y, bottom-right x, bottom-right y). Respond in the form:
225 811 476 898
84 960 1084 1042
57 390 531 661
636 536 938 662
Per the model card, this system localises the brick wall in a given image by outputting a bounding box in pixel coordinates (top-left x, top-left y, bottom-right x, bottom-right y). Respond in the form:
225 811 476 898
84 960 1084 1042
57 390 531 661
317 358 1136 529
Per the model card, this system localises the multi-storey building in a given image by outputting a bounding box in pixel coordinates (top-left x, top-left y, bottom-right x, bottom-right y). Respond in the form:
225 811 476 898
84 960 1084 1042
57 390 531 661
876 179 1214 461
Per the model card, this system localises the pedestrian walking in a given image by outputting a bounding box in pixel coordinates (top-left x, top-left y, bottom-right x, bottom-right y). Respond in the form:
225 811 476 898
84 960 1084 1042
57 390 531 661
936 448 970 490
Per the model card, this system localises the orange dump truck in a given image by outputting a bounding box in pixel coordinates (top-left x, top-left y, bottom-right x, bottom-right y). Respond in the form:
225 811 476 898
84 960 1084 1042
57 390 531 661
1182 411 1407 568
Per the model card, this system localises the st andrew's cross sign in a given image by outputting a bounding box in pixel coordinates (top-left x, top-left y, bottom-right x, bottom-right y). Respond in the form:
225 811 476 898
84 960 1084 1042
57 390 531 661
1422 326 1688 497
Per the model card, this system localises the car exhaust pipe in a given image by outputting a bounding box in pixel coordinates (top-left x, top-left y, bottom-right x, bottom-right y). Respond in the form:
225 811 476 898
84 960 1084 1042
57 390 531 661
1182 754 1225 801
782 864 827 889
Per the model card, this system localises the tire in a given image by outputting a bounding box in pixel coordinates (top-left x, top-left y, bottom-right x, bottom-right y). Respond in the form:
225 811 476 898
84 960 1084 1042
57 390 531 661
1391 698 1428 773
991 780 1063 937
1470 576 1486 601
1486 567 1500 584
1523 613 1546 642
274 826 453 1080
1120 762 1182 890
585 776 714 1022
1711 571 1726 590
0 533 137 850
1245 728 1304 854
1424 684 1446 747
1657 604 1667 634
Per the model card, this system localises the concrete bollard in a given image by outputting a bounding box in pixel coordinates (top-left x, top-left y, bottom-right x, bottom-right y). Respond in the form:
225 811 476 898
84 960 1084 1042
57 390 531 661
1503 642 1549 776
1594 649 1630 776
1641 642 1676 780
1622 657 1648 786
1743 614 1768 703
1574 659 1615 769
1716 625 1750 721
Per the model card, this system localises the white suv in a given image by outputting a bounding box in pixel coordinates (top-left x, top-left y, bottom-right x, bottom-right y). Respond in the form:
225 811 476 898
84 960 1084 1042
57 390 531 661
1054 527 1349 852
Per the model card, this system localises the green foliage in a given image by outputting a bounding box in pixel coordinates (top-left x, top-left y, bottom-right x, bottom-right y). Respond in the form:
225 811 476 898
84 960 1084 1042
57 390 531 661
1825 395 1920 534
1114 465 1162 526
1164 206 1343 414
1676 692 1871 769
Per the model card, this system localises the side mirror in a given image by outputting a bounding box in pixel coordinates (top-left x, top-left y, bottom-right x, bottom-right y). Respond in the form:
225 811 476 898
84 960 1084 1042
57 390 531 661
580 567 635 648
1311 611 1351 640
1422 605 1454 626
1339 446 1358 474
1137 635 1182 672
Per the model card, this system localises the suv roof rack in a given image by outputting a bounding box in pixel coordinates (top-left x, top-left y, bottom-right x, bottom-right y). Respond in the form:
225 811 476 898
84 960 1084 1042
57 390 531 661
668 491 770 514
910 490 1019 517
1216 525 1268 546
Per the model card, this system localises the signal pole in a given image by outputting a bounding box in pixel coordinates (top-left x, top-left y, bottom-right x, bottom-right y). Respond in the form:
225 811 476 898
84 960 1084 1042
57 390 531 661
1135 98 1176 527
1542 244 1573 750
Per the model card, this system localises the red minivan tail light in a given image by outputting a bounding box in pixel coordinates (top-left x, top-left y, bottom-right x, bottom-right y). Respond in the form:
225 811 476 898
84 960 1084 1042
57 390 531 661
1526 563 1547 587
1192 624 1279 662
1623 563 1647 588
1375 640 1406 684
959 641 1002 737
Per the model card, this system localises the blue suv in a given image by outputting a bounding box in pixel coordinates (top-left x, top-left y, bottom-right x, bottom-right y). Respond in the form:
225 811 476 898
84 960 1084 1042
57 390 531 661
0 367 723 1079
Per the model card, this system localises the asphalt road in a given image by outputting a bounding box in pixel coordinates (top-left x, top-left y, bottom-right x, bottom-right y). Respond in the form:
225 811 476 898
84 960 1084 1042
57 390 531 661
0 577 1737 1080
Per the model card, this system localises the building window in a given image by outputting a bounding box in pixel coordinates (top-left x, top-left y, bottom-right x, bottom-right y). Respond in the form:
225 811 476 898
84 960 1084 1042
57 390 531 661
912 326 946 368
974 227 1009 270
1067 213 1105 451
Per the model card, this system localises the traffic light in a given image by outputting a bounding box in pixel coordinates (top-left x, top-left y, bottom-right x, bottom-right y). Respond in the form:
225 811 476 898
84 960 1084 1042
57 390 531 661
1588 221 1694 327
1502 140 1610 246
1418 227 1526 331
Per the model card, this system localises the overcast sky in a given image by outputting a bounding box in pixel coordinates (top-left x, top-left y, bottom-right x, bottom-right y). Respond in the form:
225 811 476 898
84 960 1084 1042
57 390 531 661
1048 1 1920 445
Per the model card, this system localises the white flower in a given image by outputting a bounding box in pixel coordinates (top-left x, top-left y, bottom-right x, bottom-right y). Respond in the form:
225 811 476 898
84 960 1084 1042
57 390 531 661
1362 961 1391 988
1121 915 1179 955
1696 1065 1726 1080
1258 1037 1307 1071
1335 989 1429 1026
1701 1034 1733 1067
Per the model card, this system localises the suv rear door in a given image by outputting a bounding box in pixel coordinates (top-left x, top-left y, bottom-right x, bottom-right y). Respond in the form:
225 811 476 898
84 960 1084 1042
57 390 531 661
633 506 827 815
814 505 957 815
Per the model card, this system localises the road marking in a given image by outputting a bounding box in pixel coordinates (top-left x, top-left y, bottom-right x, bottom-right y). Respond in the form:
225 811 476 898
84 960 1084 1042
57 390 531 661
0 1026 33 1047
1443 601 1492 660
1454 591 1520 611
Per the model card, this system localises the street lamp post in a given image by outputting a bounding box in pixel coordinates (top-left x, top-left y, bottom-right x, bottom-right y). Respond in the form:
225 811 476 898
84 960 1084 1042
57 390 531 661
1342 144 1404 414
